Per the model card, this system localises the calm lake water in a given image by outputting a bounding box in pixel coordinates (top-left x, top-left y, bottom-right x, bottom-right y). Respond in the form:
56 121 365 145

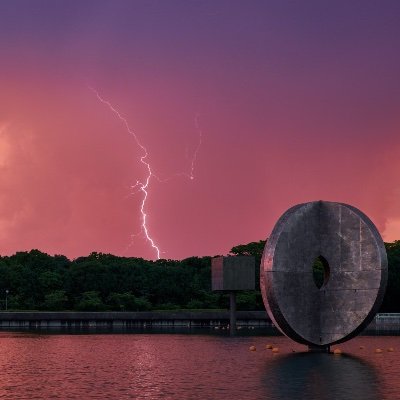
0 332 399 399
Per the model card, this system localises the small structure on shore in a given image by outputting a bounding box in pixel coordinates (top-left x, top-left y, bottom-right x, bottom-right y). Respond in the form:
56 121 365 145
211 256 255 335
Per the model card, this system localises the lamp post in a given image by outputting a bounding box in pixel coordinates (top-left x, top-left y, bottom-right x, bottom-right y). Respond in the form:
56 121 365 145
5 290 9 311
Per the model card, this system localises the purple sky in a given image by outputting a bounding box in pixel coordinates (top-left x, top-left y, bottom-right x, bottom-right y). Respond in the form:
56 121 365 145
1 1 400 259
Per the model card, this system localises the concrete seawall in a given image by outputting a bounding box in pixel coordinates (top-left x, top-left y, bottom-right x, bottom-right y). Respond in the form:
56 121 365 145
0 311 398 332
0 311 271 329
367 313 400 332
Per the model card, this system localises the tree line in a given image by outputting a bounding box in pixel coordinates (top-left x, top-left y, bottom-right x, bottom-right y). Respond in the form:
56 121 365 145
0 240 399 312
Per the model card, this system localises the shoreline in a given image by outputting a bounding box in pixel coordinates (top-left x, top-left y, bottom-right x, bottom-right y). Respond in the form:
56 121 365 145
0 310 271 329
0 311 399 332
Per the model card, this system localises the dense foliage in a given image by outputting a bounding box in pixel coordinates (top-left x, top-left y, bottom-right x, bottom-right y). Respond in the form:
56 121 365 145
0 252 224 311
0 240 399 312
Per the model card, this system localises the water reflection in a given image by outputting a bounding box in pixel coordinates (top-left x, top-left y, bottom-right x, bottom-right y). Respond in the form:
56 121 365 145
263 352 381 400
0 333 394 399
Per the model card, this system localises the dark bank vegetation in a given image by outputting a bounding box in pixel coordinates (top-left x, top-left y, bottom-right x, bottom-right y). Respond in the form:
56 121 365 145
0 240 399 312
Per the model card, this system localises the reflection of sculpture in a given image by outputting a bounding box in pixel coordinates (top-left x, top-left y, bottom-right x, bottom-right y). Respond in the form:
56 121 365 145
262 353 381 400
261 201 387 351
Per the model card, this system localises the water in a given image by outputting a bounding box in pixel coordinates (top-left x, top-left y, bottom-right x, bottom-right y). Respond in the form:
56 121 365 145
0 332 398 399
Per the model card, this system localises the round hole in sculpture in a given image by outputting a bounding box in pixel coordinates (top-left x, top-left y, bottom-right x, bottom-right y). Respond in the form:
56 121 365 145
312 255 330 289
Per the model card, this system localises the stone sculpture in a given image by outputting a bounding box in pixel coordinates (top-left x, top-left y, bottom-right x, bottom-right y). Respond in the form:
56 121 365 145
260 201 387 350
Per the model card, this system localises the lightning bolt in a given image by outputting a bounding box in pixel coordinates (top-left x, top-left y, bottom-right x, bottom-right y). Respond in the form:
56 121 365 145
89 87 202 260
190 113 203 180
89 86 161 259
155 113 202 183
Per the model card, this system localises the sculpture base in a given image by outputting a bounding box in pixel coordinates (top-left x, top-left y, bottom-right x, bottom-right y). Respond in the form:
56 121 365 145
308 345 330 353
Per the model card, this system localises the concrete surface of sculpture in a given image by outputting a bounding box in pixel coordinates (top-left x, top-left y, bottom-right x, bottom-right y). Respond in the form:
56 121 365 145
260 201 388 350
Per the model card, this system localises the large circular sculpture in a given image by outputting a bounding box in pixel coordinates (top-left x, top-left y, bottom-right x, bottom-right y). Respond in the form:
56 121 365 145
261 201 387 348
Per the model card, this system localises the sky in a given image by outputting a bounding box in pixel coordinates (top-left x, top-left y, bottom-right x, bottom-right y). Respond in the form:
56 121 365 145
0 0 400 260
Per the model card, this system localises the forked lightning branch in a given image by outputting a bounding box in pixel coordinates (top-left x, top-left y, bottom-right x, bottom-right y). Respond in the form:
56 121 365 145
89 87 201 259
